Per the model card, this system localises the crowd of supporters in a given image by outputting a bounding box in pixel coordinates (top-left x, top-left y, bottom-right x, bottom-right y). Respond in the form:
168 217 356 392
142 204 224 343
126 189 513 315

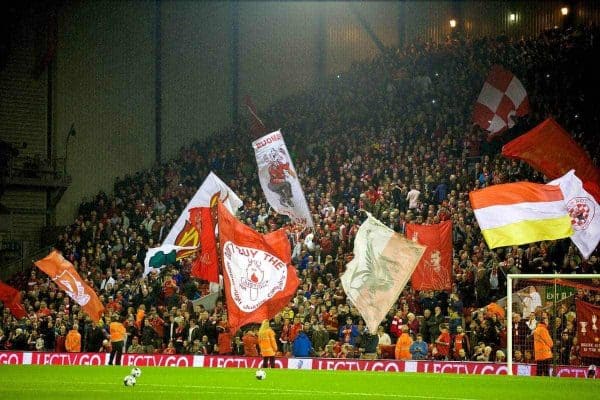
1 25 599 366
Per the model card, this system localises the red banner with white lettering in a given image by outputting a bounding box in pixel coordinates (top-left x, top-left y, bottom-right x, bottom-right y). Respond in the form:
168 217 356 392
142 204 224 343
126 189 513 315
218 202 299 334
576 300 600 358
406 221 453 291
0 351 597 377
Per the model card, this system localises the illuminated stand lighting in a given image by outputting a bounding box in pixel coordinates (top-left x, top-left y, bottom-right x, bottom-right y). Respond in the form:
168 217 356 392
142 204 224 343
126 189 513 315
509 13 516 22
449 19 457 28
561 7 569 16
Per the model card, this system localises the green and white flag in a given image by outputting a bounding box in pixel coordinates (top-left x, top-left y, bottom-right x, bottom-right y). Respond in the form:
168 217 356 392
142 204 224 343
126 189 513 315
143 244 196 277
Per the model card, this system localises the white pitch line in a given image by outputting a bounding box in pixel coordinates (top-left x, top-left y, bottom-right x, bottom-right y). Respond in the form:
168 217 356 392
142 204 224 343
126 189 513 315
0 382 481 400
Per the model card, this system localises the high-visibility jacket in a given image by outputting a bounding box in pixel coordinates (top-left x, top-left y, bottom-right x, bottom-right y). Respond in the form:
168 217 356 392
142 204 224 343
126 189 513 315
533 323 553 361
65 329 81 352
395 333 413 360
258 328 278 357
110 322 126 342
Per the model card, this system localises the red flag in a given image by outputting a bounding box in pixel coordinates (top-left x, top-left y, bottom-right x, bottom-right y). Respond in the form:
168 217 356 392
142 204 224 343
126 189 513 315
472 65 529 139
576 300 600 358
218 202 299 333
0 281 27 319
243 95 268 139
35 250 105 322
189 207 219 283
406 221 453 291
502 118 600 195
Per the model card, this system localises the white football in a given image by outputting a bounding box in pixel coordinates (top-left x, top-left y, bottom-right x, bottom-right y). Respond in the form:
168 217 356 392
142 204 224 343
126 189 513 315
131 367 142 378
255 369 267 380
123 375 136 387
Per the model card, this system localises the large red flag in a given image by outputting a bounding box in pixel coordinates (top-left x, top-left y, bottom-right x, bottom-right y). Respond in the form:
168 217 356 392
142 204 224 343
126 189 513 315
0 281 27 319
406 221 453 291
502 118 600 189
218 202 299 333
189 207 219 283
576 300 600 358
35 250 105 322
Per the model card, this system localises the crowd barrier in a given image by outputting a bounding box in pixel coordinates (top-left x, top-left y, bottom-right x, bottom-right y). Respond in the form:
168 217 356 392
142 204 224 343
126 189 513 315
0 351 593 378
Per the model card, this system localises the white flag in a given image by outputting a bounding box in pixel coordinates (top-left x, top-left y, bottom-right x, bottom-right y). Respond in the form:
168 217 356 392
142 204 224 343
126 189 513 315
550 170 600 259
163 171 243 245
143 172 243 274
252 130 313 227
341 213 426 334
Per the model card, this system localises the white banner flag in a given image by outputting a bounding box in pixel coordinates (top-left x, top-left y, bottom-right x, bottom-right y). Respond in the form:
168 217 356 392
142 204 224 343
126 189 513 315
143 172 243 274
341 213 426 334
252 130 313 227
549 170 600 259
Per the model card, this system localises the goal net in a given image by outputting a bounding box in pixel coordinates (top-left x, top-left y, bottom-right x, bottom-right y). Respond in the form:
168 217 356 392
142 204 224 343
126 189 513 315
507 274 600 376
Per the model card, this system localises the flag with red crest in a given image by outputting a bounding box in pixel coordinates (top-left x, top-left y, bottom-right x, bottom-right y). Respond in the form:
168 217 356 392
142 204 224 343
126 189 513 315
218 202 299 333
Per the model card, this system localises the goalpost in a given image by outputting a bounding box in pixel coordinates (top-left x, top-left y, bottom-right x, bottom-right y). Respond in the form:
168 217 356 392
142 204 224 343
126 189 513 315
507 274 599 376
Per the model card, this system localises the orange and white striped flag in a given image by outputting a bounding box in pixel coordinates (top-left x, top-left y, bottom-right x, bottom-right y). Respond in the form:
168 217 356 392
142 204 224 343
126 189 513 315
35 250 104 322
469 182 573 249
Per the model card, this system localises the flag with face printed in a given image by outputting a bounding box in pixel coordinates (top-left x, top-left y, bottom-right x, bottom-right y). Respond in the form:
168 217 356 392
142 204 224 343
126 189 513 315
472 65 530 139
406 220 453 291
252 130 313 227
341 212 426 334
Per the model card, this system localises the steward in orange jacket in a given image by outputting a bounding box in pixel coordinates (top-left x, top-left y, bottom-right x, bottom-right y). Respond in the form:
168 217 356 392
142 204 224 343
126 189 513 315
395 326 413 360
533 320 553 376
258 320 278 368
65 325 81 352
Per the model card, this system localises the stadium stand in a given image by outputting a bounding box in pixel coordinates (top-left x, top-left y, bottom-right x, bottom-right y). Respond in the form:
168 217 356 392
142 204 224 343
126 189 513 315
1 25 599 370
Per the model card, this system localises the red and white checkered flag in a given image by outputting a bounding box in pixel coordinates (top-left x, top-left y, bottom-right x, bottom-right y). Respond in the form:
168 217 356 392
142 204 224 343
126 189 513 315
472 65 530 139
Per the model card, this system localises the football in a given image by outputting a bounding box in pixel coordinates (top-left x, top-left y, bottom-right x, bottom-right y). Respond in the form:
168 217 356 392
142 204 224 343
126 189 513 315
123 375 136 387
131 367 142 378
255 369 266 380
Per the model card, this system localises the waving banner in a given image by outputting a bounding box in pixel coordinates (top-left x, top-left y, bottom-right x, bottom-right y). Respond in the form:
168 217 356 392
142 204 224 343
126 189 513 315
341 213 426 334
549 170 600 259
406 220 453 291
472 64 529 139
189 207 219 283
218 202 299 333
0 281 27 319
469 181 573 248
502 118 600 189
144 172 242 276
35 251 104 322
252 130 313 227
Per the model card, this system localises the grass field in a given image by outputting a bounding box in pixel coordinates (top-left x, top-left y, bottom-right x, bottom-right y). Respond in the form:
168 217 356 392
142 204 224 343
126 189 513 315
0 365 598 400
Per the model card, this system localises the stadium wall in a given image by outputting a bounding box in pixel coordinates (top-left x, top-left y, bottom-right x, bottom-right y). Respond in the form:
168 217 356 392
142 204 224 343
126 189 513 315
52 1 156 224
0 7 51 246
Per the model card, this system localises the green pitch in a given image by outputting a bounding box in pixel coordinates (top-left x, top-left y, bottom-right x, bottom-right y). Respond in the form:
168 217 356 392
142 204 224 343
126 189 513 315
0 365 597 399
